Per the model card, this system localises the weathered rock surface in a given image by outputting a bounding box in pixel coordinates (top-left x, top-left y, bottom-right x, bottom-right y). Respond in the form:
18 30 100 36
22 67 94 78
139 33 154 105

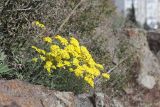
128 29 160 89
0 80 111 107
137 72 156 89
111 98 124 107
95 93 110 107
0 79 75 107
76 94 93 107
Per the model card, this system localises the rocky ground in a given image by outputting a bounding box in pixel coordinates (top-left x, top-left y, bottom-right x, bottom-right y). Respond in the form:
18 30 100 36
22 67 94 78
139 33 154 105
114 29 160 107
88 17 160 106
0 0 160 106
1 28 160 107
0 79 110 107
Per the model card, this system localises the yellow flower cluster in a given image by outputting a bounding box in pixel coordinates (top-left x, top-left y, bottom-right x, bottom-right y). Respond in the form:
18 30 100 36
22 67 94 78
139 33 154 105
32 21 46 29
32 35 110 87
43 36 52 43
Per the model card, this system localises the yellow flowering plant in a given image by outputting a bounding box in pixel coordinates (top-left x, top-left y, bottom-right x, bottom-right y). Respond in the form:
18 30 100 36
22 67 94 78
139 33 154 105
31 21 110 88
32 34 110 88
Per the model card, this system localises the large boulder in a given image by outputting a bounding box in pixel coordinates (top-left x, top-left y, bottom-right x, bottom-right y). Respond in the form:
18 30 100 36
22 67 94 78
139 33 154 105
0 80 111 107
137 72 156 89
0 79 76 107
128 29 160 89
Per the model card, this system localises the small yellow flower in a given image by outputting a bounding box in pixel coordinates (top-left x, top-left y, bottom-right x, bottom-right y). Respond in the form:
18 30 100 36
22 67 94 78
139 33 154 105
32 58 38 63
32 46 46 55
84 76 94 88
69 68 74 72
51 65 56 69
39 23 45 28
74 46 81 54
102 73 110 79
35 21 40 25
88 59 96 67
85 66 100 77
40 49 46 55
60 50 70 59
57 62 64 68
74 68 83 77
50 45 60 56
43 37 52 43
33 21 46 29
64 61 71 66
44 61 53 73
64 45 74 53
70 37 79 47
40 55 46 61
31 46 38 50
80 46 93 61
80 46 90 55
95 64 104 70
55 35 68 46
73 58 79 66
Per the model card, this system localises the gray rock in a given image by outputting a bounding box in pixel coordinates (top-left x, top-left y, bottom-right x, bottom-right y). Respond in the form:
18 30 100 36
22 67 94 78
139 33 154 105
128 29 160 89
0 80 112 107
156 50 160 62
0 79 76 107
112 98 124 107
95 93 110 107
76 94 93 107
137 72 156 89
95 93 105 107
123 87 134 95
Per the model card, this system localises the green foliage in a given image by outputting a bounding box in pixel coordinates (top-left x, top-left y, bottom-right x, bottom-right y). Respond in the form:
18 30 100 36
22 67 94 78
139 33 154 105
0 50 6 63
0 0 115 94
0 50 11 77
0 64 10 74
0 0 115 66
18 59 87 94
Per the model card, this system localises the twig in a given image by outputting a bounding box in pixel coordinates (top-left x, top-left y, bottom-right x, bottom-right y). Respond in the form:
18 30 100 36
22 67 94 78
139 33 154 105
107 55 132 73
16 8 32 11
4 0 10 6
95 55 132 84
6 8 33 12
55 0 85 35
